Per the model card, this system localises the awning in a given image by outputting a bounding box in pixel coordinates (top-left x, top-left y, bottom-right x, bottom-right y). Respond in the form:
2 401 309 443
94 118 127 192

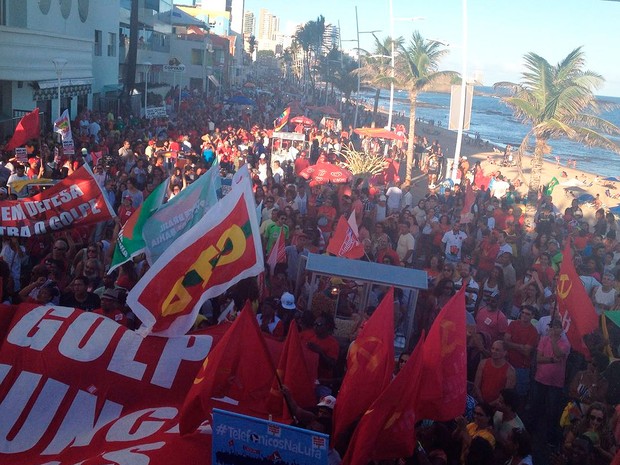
101 84 123 93
38 78 94 89
208 75 220 87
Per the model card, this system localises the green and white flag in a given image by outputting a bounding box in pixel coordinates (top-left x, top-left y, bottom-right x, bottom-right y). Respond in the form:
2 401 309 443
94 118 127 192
142 164 221 265
109 178 169 272
544 176 559 196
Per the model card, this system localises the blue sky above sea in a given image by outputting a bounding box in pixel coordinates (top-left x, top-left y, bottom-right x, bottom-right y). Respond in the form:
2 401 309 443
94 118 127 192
244 0 620 97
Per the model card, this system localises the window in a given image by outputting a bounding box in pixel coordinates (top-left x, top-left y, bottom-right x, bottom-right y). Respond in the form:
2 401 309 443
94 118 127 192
191 49 203 66
108 32 116 57
94 30 102 56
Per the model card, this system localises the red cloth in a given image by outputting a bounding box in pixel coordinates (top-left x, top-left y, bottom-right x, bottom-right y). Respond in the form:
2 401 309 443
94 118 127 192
294 157 310 176
479 360 510 403
326 214 364 259
304 332 339 380
266 324 317 423
6 108 40 150
557 241 599 356
342 336 425 465
333 288 395 445
417 287 467 421
178 302 276 434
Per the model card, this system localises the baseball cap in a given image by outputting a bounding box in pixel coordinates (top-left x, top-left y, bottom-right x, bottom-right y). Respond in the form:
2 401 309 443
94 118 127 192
330 277 344 286
102 288 124 302
280 292 296 310
81 147 88 154
317 395 336 410
259 154 266 159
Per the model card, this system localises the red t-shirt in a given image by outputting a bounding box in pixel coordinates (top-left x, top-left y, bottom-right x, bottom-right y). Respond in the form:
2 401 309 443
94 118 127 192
480 360 511 404
506 321 539 369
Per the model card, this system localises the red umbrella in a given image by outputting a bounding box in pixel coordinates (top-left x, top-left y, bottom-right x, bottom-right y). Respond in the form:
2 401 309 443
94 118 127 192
299 161 352 185
354 127 406 141
290 115 315 126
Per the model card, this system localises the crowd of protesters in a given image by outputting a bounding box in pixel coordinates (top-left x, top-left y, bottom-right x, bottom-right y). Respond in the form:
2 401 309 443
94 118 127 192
2 80 620 465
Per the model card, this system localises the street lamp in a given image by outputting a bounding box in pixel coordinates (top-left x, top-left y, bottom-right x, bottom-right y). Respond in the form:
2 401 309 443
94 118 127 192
51 58 68 119
143 62 152 117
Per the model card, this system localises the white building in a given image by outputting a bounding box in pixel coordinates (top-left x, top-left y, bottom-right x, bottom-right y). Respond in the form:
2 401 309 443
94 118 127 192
0 0 120 133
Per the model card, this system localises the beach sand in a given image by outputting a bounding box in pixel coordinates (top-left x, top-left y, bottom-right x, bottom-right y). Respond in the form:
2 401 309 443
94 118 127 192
390 116 620 225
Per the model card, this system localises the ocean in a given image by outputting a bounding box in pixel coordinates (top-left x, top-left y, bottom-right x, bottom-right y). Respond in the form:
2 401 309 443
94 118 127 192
361 86 620 178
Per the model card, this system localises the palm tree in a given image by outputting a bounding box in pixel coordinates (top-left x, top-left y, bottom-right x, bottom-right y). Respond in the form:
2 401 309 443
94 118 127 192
356 35 401 125
395 32 458 183
294 15 325 95
495 47 620 210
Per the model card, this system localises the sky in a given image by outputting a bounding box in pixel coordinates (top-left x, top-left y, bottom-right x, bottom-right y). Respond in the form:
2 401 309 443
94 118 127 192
244 0 620 97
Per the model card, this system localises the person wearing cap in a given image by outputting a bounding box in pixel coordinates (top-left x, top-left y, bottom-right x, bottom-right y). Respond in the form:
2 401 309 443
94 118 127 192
476 290 508 343
278 291 297 335
257 153 268 183
94 288 127 326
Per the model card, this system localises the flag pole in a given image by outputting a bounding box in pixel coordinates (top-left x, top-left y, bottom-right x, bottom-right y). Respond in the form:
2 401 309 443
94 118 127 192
274 370 299 425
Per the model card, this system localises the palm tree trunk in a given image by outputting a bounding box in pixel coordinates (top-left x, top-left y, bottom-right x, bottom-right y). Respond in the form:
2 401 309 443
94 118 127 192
372 88 381 126
121 0 139 116
405 92 418 184
526 138 546 219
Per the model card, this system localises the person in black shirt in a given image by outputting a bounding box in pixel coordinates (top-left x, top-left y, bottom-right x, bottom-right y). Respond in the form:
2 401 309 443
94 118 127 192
59 276 101 312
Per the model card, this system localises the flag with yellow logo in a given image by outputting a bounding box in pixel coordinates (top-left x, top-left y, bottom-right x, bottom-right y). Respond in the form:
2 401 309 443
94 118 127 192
333 288 395 447
342 333 425 465
179 302 275 435
417 286 467 421
557 241 599 356
127 173 263 337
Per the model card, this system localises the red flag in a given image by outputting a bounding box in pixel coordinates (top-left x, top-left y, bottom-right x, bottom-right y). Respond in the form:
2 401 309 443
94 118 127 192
179 302 276 434
266 229 286 276
342 335 425 465
416 286 467 421
266 324 318 423
327 212 364 259
557 241 599 356
333 288 395 445
5 108 40 151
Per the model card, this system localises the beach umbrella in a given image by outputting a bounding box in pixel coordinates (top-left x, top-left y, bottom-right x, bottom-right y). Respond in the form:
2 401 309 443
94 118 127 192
603 176 620 182
290 115 315 126
299 161 352 185
609 205 620 215
226 95 256 106
354 127 406 142
577 193 595 203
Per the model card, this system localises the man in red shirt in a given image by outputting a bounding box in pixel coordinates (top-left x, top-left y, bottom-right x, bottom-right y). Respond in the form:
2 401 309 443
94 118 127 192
93 288 127 326
294 151 310 177
474 340 516 404
504 305 539 405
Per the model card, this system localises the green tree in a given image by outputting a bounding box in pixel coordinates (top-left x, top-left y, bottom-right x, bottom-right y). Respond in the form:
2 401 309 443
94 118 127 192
356 35 402 125
495 47 620 209
395 32 457 183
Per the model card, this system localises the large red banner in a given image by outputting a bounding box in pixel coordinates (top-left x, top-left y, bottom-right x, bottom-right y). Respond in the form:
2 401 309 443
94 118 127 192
0 165 115 237
0 303 223 464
